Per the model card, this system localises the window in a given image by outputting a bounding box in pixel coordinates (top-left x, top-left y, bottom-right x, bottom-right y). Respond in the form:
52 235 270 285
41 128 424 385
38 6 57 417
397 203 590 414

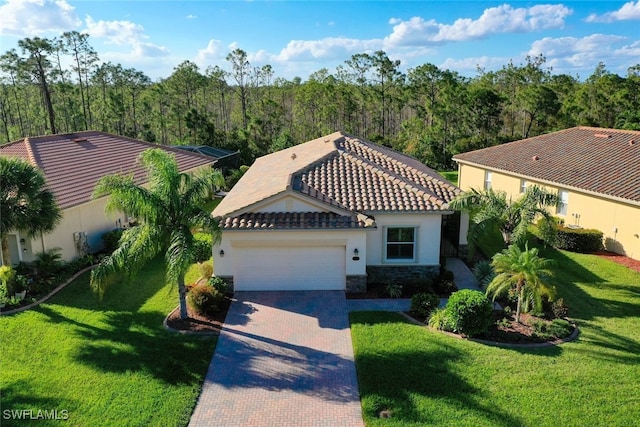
484 171 492 190
557 189 569 215
519 179 527 193
385 227 416 261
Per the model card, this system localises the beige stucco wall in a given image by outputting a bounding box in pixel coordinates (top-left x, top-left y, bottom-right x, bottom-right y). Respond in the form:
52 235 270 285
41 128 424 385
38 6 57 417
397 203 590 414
26 197 126 262
365 213 443 266
457 163 640 260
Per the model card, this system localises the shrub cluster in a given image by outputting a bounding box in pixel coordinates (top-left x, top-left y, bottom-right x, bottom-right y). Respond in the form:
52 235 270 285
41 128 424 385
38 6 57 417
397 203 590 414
443 289 493 337
555 226 604 253
187 283 224 315
410 292 440 322
102 229 124 254
531 318 573 340
551 298 569 319
193 233 213 262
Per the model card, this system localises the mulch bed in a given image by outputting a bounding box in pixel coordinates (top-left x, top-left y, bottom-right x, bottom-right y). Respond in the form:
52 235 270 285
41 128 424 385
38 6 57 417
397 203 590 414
165 296 232 334
594 251 640 273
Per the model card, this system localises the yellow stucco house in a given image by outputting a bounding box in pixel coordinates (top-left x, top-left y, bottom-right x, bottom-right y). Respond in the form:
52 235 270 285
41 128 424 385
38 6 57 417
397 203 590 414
0 131 215 264
453 126 640 260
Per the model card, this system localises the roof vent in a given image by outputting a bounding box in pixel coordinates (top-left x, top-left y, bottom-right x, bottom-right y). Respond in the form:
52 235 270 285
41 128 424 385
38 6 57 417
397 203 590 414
291 153 297 160
594 133 611 138
73 138 88 143
630 139 636 146
324 138 330 143
532 155 539 161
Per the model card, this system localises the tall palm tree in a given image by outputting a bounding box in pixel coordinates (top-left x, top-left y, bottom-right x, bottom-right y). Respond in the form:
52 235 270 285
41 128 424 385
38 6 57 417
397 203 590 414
449 185 558 252
486 244 555 323
0 157 61 265
90 149 224 319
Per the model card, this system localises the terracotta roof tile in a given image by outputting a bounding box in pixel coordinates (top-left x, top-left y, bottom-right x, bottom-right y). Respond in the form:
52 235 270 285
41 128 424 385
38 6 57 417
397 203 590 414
1 131 214 210
214 132 460 221
221 212 374 230
453 126 640 203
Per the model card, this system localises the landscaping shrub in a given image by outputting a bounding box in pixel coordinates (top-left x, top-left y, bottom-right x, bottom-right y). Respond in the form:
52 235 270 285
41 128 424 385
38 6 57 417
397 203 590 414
552 298 569 319
531 318 573 340
187 284 223 315
410 292 440 322
385 283 403 298
472 260 495 290
102 229 124 254
433 269 457 295
208 276 229 294
0 265 16 295
192 233 213 262
444 289 493 337
428 307 453 331
555 226 603 253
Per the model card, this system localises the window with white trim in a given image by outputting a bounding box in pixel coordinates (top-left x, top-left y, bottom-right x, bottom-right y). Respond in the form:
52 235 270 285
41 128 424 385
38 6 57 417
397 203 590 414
557 189 569 215
385 227 416 261
519 179 527 193
484 171 492 190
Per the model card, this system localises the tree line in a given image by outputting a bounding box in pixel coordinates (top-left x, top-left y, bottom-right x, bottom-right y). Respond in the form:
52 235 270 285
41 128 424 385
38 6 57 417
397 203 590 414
2 32 639 169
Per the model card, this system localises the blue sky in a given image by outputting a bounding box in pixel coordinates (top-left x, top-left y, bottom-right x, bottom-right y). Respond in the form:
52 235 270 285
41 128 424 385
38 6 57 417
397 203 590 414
1 0 639 81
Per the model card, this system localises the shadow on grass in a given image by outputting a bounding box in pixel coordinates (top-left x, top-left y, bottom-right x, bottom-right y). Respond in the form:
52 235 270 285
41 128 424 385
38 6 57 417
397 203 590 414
351 312 523 426
0 380 71 427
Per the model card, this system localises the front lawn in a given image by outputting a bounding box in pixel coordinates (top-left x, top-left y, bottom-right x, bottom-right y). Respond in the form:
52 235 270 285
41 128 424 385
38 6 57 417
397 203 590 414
351 249 640 426
0 258 216 427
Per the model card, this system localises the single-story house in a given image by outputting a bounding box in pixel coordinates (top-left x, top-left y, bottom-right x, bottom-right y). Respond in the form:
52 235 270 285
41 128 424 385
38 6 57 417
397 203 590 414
0 131 215 264
212 132 466 292
453 126 640 260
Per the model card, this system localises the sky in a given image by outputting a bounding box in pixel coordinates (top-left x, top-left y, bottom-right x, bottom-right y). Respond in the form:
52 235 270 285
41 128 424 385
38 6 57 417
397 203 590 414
0 0 639 82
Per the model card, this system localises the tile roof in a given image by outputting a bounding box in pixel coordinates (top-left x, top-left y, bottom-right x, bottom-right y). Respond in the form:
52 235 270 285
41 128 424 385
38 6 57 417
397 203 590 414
453 126 640 203
214 132 461 230
0 131 214 210
220 212 373 230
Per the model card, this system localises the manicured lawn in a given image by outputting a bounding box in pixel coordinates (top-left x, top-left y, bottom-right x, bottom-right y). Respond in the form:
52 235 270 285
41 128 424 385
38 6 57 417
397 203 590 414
0 258 216 427
438 170 459 186
351 249 640 426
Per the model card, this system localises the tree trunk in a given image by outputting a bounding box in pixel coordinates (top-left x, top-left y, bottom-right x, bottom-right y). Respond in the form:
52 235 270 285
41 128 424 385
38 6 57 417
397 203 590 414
178 275 189 320
515 282 523 323
1 234 11 266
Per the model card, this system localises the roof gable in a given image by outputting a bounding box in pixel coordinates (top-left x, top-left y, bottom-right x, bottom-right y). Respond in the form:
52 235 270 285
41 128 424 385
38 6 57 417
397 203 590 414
453 126 640 203
0 131 214 210
214 132 460 220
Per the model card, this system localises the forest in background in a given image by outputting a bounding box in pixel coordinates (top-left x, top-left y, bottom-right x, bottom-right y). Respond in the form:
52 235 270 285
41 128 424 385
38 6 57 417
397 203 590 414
1 32 639 170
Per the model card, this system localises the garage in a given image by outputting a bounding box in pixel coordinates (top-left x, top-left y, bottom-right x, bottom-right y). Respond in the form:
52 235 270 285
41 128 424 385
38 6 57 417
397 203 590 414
233 246 346 291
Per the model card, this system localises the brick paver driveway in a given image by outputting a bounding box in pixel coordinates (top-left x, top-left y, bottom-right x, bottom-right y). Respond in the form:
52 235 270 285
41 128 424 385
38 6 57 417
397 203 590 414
189 291 364 427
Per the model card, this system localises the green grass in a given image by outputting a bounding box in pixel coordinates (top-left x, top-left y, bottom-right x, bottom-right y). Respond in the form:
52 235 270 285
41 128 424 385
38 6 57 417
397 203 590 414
201 197 222 213
0 258 216 427
438 170 459 186
351 249 640 427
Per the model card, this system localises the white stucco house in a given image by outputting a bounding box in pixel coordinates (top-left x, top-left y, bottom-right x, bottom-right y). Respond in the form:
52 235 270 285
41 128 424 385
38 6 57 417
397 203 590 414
0 131 215 264
212 132 467 292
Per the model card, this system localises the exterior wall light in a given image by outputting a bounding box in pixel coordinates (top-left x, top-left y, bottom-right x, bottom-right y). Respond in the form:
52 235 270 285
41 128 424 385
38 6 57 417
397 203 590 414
352 248 360 261
219 250 225 257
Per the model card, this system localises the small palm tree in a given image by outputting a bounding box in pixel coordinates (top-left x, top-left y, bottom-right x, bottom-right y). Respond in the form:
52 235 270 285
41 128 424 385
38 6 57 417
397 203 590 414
0 157 62 265
449 185 558 253
486 244 555 323
90 149 224 319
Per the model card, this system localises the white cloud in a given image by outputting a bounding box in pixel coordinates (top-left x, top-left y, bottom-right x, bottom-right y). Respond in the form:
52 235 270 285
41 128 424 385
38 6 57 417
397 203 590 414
194 39 225 66
274 37 381 62
0 0 81 36
186 14 197 20
439 56 510 73
384 4 571 47
84 15 146 45
586 1 640 23
132 42 169 58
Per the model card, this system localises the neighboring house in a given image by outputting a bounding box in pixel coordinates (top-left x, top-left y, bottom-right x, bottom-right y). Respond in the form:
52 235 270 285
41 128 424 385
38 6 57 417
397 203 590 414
453 126 640 260
174 145 240 171
212 132 466 292
0 131 215 264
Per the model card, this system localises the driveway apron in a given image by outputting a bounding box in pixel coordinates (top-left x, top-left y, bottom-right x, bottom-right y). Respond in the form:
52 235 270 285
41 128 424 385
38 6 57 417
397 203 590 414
189 291 364 427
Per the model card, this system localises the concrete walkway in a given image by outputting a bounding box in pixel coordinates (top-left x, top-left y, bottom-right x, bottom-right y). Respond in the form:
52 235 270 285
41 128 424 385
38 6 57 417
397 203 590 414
445 258 481 291
189 291 363 427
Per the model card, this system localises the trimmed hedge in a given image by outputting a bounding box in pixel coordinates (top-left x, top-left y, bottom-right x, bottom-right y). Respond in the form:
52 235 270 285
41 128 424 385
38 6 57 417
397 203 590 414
193 232 213 262
556 226 603 253
444 289 493 337
410 292 440 322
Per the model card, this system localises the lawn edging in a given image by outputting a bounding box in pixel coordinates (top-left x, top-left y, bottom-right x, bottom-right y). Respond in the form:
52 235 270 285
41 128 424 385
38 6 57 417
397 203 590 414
398 311 580 348
163 304 220 336
0 265 95 316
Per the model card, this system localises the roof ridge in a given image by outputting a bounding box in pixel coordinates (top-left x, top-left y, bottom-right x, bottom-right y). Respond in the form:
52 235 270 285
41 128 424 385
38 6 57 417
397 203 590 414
23 138 39 168
345 139 449 203
576 126 640 135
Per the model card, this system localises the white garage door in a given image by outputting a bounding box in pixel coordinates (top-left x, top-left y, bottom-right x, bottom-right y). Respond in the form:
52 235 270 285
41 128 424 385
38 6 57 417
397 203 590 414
233 246 346 291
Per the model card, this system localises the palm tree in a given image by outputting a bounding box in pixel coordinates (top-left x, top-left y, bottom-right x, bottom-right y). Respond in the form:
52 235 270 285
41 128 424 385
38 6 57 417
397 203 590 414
486 244 555 323
90 149 224 319
449 185 558 252
0 157 61 265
